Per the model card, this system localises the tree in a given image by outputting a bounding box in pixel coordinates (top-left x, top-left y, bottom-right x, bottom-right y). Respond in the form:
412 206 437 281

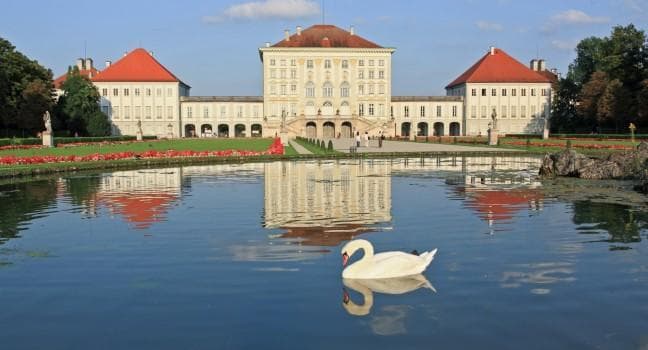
597 79 632 131
551 77 580 132
568 37 606 86
0 37 54 136
577 71 609 131
56 66 110 136
600 24 648 88
638 79 648 127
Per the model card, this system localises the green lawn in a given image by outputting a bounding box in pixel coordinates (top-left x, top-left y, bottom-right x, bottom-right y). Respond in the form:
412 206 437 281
0 138 274 157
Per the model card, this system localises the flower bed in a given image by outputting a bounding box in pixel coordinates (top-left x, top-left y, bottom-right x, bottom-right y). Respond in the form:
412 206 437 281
0 138 284 166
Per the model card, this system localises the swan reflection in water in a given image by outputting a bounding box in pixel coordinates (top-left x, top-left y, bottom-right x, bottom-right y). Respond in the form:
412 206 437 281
342 274 435 316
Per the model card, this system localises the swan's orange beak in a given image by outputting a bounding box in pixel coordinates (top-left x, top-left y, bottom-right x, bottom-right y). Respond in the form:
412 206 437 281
342 252 349 267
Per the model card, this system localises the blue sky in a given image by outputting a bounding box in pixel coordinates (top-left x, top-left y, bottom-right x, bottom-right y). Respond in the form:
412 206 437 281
2 0 645 95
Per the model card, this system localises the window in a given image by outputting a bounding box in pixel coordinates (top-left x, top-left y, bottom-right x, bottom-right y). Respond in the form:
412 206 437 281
340 83 350 97
280 59 286 66
379 85 385 94
280 70 286 79
291 84 297 94
145 106 151 119
324 60 331 69
270 69 276 79
369 60 374 66
481 89 487 96
379 70 384 79
542 103 548 117
368 84 374 95
379 104 384 116
113 88 119 96
521 88 527 97
290 59 296 66
491 89 496 96
342 60 348 69
113 106 120 119
123 88 129 96
146 89 151 96
290 69 297 79
306 60 313 68
281 85 287 95
531 105 536 118
359 103 365 116
471 106 476 118
156 106 163 119
501 89 507 96
420 106 425 117
156 88 162 97
541 88 548 96
358 84 364 95
167 88 172 97
379 60 385 66
471 89 476 97
253 105 259 117
270 85 276 95
390 106 394 117
124 106 130 119
237 106 243 117
452 105 457 117
531 89 536 96
102 88 108 96
521 105 527 118
323 83 333 97
512 89 517 96
135 106 141 119
369 103 374 116
436 105 442 117
187 106 193 118
202 106 209 118
305 82 315 97
167 106 173 119
511 106 517 118
270 59 276 66
220 106 226 118
481 106 487 118
359 60 365 66
358 70 364 79
369 71 375 79
404 106 409 117
135 88 140 96
501 106 507 118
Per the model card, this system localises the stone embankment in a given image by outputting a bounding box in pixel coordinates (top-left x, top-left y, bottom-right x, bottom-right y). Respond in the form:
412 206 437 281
539 142 648 193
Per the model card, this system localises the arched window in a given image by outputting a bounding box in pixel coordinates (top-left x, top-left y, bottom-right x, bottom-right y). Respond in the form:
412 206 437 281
323 101 333 107
340 82 350 97
306 101 315 107
322 82 333 98
305 82 315 98
340 101 349 107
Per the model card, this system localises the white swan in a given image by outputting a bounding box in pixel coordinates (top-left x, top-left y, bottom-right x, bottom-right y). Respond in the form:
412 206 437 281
341 239 437 279
342 274 435 316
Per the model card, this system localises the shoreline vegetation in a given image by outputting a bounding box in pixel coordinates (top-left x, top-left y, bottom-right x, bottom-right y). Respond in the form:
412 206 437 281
0 136 643 180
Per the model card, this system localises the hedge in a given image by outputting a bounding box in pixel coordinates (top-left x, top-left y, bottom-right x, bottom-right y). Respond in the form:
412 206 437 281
0 135 158 147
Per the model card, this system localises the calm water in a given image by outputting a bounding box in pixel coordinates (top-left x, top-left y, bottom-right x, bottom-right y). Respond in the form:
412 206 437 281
0 157 647 349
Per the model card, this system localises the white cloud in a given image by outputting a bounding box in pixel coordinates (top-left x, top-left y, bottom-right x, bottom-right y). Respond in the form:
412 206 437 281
476 20 503 31
204 0 320 23
550 9 609 25
551 39 578 50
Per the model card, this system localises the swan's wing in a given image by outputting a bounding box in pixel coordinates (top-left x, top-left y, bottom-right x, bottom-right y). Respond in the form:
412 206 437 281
367 252 430 278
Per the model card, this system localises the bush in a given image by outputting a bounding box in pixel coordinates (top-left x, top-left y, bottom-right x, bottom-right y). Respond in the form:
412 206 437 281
320 140 326 149
327 140 333 151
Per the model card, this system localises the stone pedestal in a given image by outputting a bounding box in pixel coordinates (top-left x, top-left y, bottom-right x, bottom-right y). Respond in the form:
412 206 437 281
136 131 143 141
280 131 289 146
542 128 550 140
488 128 499 146
42 131 54 148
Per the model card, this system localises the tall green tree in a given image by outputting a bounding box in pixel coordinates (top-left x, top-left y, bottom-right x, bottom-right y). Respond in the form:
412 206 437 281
551 77 580 132
597 79 633 131
0 37 53 136
568 37 606 86
577 71 608 130
56 66 110 136
638 79 648 126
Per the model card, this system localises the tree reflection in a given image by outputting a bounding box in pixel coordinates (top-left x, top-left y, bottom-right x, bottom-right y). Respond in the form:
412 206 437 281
572 201 647 244
0 180 58 244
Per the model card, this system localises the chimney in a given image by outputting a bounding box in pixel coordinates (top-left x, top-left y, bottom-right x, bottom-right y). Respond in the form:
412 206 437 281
296 26 302 35
350 25 355 35
284 29 290 41
265 42 270 48
550 68 558 74
76 58 84 70
84 58 93 70
538 59 546 71
489 46 495 55
530 59 539 71
105 60 112 68
149 51 154 57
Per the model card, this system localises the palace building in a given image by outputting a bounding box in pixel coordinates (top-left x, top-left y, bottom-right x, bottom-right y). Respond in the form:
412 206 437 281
54 24 556 138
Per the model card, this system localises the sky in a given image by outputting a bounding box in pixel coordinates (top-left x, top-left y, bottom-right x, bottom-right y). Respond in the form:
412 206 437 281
2 0 646 96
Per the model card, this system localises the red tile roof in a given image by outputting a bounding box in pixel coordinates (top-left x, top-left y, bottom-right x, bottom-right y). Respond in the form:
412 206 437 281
100 192 178 229
92 48 187 85
272 25 382 48
446 48 552 88
54 68 100 89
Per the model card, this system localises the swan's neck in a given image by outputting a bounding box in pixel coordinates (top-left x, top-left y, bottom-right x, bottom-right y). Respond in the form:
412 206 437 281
343 281 374 316
350 240 374 262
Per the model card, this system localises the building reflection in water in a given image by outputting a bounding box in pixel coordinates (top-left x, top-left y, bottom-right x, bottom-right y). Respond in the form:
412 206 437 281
263 161 392 247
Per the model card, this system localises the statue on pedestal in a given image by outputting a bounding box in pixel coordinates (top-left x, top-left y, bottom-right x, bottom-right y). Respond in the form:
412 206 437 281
490 108 498 130
43 111 52 133
136 120 143 134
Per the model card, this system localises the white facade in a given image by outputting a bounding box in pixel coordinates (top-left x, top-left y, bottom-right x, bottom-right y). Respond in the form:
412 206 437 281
179 97 264 137
96 81 189 137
